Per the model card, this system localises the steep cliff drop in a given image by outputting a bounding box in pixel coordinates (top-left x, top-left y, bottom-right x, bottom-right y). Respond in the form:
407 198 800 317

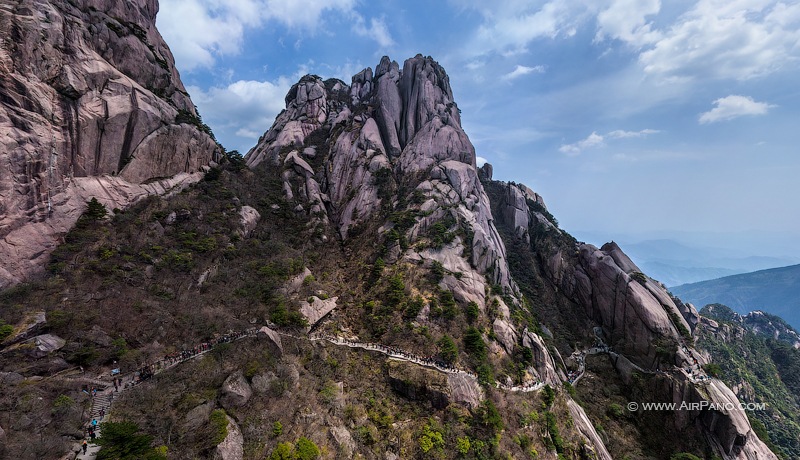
0 0 220 287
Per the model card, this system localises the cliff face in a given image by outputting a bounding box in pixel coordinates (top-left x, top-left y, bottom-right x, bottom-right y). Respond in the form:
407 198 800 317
492 182 777 460
246 55 515 311
0 0 220 287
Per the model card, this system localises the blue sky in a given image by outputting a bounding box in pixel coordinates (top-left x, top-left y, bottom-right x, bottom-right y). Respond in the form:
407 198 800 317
157 0 800 255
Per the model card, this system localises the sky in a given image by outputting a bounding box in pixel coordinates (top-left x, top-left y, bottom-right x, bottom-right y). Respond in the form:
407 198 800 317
156 0 800 256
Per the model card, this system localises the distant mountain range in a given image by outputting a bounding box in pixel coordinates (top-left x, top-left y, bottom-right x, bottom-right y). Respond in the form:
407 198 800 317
570 236 800 287
671 264 800 330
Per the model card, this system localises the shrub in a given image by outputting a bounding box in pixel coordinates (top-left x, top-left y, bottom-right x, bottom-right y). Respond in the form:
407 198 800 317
403 296 425 319
295 437 320 460
702 363 722 377
52 394 74 414
542 385 555 409
272 421 283 437
465 301 480 324
456 436 471 455
430 260 445 283
463 327 486 360
418 421 444 453
269 442 295 460
96 421 166 460
438 335 458 364
607 403 624 419
209 409 229 445
0 321 13 342
473 399 503 435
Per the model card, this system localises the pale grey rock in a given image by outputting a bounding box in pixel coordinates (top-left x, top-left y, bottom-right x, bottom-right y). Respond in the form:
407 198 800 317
197 264 218 287
0 0 219 287
85 326 112 347
567 399 613 460
350 67 373 105
214 415 244 460
446 373 484 409
330 426 356 454
220 372 252 409
1 311 46 346
24 334 66 358
256 326 283 357
246 76 329 167
300 296 338 328
183 402 214 430
492 318 518 355
280 267 312 297
545 242 692 369
237 205 260 238
250 372 276 394
0 372 24 386
478 163 493 181
521 329 561 385
373 56 403 157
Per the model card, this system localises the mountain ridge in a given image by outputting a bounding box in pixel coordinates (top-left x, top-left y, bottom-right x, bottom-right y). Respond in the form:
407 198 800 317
671 264 800 330
0 16 783 457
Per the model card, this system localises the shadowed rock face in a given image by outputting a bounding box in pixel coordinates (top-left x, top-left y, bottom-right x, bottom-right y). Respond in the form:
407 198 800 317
0 0 220 287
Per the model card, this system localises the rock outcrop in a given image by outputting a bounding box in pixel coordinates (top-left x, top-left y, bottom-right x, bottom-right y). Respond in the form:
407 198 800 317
494 181 777 458
246 55 517 312
0 0 220 288
220 372 252 409
214 415 244 460
386 358 483 409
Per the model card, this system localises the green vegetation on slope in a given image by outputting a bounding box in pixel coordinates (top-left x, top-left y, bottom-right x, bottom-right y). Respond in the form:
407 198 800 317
698 304 800 458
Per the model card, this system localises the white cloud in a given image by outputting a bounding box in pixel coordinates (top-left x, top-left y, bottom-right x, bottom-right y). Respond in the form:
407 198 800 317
187 77 294 151
501 64 546 81
158 0 356 70
594 0 661 46
559 132 605 156
698 95 775 124
476 156 488 167
462 1 594 56
607 128 660 138
638 0 800 80
352 15 395 48
559 128 659 155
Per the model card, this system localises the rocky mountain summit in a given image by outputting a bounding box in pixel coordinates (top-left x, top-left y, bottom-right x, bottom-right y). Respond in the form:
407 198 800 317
0 3 789 455
0 0 220 288
243 55 777 459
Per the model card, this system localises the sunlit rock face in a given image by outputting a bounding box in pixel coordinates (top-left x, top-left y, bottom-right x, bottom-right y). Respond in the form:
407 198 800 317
0 0 220 287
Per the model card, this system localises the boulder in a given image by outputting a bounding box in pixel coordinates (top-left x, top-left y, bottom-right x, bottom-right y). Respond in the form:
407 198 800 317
330 426 356 455
257 326 283 357
1 311 46 346
184 402 214 430
237 206 261 238
85 326 112 347
299 296 338 328
280 267 312 297
214 416 244 460
220 372 252 409
24 334 66 358
521 329 561 385
446 373 484 409
491 318 518 355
